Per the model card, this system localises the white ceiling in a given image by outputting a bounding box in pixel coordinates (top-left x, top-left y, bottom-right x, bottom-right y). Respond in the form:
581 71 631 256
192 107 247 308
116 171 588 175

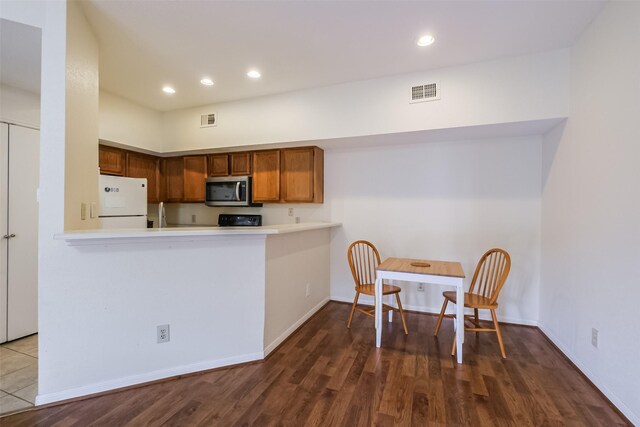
2 1 605 112
81 0 605 112
0 18 41 94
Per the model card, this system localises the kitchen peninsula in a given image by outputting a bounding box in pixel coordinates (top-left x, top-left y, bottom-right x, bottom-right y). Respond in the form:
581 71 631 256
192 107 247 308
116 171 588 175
46 222 339 403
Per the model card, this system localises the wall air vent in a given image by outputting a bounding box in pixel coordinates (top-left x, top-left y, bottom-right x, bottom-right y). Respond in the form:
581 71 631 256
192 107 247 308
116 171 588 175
410 82 441 103
200 113 217 128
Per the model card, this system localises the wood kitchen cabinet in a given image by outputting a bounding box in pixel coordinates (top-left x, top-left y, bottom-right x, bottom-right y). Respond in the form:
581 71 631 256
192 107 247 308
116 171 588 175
99 145 125 176
281 147 324 203
230 152 252 176
208 154 229 177
98 144 324 204
208 152 251 177
252 150 281 203
164 157 184 202
126 152 161 203
183 155 208 202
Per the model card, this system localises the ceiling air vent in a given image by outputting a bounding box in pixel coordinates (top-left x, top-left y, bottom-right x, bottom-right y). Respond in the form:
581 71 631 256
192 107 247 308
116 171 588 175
410 82 441 104
200 113 217 128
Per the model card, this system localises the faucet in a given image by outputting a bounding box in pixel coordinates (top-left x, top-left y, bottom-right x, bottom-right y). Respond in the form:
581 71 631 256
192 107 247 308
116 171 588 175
158 202 167 228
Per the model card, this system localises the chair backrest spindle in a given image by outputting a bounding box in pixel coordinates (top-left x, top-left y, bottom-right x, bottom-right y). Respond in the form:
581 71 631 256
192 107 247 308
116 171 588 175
468 248 511 304
347 240 381 290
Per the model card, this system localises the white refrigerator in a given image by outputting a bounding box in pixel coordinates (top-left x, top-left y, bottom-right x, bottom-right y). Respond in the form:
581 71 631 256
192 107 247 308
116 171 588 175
99 175 148 229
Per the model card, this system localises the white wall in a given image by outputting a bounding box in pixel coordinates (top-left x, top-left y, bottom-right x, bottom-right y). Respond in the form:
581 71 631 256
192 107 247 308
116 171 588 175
0 84 40 127
0 1 45 29
36 235 267 404
264 229 331 353
64 0 99 230
327 137 541 325
32 0 68 405
540 2 640 424
99 90 164 152
161 50 569 153
168 135 542 325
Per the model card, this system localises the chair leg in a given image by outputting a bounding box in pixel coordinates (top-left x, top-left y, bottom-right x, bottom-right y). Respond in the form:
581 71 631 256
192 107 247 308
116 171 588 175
490 309 507 358
451 334 456 356
434 299 449 336
474 308 479 335
347 292 360 328
395 293 408 335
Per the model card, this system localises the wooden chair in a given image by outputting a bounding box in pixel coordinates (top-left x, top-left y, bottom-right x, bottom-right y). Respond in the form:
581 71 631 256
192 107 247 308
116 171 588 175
433 248 511 358
346 240 408 334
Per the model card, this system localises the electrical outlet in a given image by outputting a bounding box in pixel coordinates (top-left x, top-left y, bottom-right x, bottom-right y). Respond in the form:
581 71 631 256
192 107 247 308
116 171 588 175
192 214 197 223
591 328 598 348
417 283 425 291
157 324 170 343
80 203 87 220
90 202 97 219
305 283 311 297
288 208 294 217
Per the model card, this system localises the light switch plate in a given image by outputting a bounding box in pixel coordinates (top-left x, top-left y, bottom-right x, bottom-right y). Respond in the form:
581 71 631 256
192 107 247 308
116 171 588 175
80 203 87 220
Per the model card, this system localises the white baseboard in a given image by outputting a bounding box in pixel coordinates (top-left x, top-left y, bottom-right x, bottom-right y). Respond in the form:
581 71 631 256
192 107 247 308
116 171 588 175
538 324 638 426
263 297 330 356
35 351 264 406
329 295 538 326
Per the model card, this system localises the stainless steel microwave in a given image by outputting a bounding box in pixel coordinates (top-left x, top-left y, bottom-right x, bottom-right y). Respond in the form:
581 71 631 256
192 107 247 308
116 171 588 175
205 176 262 207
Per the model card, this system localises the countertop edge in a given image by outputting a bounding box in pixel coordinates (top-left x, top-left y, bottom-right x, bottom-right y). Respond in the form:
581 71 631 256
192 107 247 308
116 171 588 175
54 222 342 242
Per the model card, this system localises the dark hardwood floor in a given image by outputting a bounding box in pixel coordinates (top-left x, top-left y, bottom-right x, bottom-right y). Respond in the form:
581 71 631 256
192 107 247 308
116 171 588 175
0 302 628 426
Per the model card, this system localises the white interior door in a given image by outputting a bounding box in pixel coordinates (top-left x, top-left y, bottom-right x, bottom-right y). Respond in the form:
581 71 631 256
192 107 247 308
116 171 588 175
6 124 39 341
0 123 8 343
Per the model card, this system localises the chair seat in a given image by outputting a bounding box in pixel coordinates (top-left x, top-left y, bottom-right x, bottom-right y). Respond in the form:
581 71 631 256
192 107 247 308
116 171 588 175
358 283 402 296
442 291 497 309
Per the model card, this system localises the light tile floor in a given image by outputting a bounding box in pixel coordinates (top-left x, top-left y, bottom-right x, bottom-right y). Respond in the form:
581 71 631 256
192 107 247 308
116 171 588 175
0 334 37 415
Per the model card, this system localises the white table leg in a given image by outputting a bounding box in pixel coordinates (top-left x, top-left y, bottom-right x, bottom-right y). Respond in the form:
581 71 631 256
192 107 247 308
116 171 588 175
388 291 393 322
375 276 382 347
456 280 464 364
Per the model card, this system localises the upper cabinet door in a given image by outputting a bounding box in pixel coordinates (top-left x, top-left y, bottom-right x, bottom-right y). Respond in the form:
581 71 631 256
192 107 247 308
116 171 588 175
126 152 160 203
209 154 229 177
164 157 184 202
252 150 281 203
183 155 208 202
281 147 324 203
230 152 252 176
99 145 125 176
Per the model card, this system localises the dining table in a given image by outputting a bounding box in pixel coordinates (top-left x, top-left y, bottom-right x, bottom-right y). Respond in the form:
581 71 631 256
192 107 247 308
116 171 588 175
375 257 466 363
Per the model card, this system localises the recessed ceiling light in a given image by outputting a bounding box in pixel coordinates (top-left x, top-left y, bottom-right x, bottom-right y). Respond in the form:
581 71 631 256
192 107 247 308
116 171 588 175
247 70 261 79
200 78 214 86
162 86 176 94
417 35 435 47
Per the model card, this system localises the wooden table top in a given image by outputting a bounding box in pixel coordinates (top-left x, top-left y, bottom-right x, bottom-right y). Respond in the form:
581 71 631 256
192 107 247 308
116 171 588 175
377 257 465 278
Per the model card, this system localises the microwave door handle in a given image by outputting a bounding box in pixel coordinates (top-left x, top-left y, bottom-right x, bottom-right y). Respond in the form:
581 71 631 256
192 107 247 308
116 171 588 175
235 182 241 201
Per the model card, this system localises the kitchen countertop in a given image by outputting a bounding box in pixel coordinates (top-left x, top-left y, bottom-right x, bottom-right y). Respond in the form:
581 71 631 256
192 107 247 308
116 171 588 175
55 222 341 243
